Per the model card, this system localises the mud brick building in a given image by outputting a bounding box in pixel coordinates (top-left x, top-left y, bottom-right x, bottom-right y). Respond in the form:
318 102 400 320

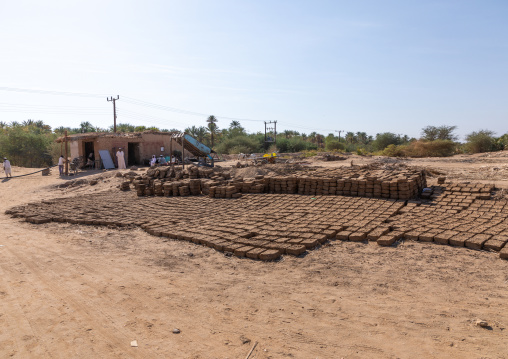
55 131 207 167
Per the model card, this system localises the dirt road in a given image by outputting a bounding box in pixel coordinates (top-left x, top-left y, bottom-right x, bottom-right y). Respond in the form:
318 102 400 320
1 160 508 358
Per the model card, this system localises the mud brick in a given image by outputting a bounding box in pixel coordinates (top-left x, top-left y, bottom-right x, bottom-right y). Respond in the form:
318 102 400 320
147 227 163 236
336 230 352 240
274 237 292 244
259 249 281 261
212 240 230 251
377 234 398 246
286 238 304 245
418 230 441 242
300 238 320 249
500 246 508 260
246 247 265 259
434 230 459 245
223 242 244 253
465 234 492 250
285 244 307 255
367 227 390 241
234 246 255 257
449 233 474 247
323 229 337 239
483 238 508 252
349 232 367 242
402 230 421 241
311 233 328 244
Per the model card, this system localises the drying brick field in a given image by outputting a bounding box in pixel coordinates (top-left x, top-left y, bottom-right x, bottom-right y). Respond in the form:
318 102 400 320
2 154 508 358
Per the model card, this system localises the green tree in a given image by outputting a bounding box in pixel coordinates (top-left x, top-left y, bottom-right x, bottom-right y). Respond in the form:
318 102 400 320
465 130 496 153
372 132 402 151
421 125 458 141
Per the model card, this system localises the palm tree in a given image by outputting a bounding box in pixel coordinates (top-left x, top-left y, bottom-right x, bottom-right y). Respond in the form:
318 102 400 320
195 126 208 143
308 132 318 144
185 125 199 137
207 115 218 148
79 121 95 133
345 132 356 144
356 132 367 144
54 126 71 135
315 134 324 148
229 120 241 129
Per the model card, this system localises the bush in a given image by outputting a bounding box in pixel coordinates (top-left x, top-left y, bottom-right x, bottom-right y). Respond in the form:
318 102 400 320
403 140 456 157
276 137 317 153
382 144 406 157
465 130 495 153
215 136 262 154
325 139 345 151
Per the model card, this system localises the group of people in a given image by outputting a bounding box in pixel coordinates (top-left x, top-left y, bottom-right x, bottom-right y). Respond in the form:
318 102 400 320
2 157 12 178
150 155 171 166
2 149 175 178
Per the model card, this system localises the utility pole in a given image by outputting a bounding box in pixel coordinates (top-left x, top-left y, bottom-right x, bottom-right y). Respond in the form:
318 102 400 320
264 121 277 146
335 130 344 142
107 96 119 133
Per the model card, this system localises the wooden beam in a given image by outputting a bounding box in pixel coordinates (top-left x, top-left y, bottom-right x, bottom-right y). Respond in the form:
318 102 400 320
64 130 69 176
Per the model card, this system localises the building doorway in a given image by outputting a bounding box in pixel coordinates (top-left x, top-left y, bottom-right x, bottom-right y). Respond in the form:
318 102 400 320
128 142 140 166
84 141 95 162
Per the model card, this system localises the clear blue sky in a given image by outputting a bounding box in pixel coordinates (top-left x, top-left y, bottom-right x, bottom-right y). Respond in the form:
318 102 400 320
1 0 507 140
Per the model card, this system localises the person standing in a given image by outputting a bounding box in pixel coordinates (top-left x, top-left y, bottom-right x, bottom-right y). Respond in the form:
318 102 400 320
3 157 12 177
58 155 64 175
116 148 126 169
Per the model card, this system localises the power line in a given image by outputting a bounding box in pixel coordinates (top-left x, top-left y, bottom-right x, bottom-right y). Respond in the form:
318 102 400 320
123 96 263 122
0 86 340 134
0 86 107 98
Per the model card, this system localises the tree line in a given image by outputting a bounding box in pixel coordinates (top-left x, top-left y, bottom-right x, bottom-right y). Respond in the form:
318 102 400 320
1 119 507 168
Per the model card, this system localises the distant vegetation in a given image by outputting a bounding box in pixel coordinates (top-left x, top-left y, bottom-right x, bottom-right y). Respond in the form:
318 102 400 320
1 119 507 167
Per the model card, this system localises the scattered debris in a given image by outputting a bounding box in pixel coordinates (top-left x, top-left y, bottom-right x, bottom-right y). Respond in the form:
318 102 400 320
475 319 489 328
245 341 258 359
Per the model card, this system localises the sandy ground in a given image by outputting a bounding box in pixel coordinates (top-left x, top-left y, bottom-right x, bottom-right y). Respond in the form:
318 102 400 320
1 155 508 358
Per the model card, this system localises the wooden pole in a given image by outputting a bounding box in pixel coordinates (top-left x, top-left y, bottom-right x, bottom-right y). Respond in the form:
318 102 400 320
170 136 173 168
64 130 69 176
181 133 185 170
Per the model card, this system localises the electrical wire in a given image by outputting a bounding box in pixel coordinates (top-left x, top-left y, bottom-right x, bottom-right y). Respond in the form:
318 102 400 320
0 86 108 98
122 96 263 122
0 86 339 134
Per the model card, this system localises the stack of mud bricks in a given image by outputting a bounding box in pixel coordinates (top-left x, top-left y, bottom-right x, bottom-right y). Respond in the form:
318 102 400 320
154 181 164 196
266 177 298 194
229 176 265 194
208 185 242 199
120 181 131 191
189 179 201 195
131 168 426 200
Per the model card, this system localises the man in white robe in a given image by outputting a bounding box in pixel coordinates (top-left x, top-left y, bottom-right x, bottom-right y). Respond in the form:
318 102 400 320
3 157 12 177
116 148 126 169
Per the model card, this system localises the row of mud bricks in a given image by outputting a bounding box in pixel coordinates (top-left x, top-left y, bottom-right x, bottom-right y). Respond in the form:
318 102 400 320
127 171 426 200
353 222 508 261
